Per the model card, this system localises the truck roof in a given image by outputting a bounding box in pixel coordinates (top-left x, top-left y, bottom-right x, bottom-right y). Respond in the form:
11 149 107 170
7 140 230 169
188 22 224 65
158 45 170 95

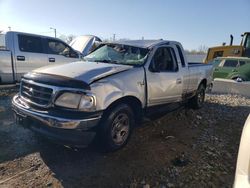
110 39 178 49
4 31 63 41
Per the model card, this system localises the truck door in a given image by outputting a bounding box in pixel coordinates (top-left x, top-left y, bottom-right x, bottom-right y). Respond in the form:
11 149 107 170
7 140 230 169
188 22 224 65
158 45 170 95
14 34 48 81
146 46 183 106
46 38 79 64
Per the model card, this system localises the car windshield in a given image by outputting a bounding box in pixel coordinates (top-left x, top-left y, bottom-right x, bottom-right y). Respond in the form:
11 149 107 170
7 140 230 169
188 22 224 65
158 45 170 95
84 44 149 66
212 58 222 67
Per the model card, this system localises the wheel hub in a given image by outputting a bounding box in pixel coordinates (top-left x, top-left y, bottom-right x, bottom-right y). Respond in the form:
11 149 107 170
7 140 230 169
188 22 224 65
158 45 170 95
111 113 130 145
198 89 205 105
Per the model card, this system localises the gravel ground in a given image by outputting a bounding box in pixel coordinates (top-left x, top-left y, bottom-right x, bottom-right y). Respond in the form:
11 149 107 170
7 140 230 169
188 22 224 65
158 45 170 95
0 87 249 188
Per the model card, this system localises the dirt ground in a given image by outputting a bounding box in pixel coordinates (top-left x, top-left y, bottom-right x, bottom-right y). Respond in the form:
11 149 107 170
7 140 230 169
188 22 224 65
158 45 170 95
0 87 249 188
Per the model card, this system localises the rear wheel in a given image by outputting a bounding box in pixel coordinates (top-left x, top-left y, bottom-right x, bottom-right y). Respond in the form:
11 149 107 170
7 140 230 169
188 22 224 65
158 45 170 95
99 104 134 152
189 84 206 109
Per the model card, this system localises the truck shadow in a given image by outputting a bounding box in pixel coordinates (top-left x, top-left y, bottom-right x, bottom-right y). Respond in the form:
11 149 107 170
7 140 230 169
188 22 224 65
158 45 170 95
0 94 249 187
38 100 250 188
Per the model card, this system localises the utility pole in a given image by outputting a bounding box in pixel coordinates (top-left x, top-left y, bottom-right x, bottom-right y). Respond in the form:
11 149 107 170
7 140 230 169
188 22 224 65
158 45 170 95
50 27 56 38
113 34 116 41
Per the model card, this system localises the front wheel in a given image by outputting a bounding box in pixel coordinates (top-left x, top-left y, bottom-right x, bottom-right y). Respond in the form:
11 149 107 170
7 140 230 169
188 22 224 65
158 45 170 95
99 104 134 152
189 84 206 109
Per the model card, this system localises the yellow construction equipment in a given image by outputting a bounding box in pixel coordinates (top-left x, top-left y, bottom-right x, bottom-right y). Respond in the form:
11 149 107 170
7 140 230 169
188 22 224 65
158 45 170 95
204 32 250 63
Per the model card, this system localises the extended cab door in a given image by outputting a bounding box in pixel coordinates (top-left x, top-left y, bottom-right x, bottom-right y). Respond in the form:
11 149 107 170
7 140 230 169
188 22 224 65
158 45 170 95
14 34 48 81
46 38 79 64
146 46 183 106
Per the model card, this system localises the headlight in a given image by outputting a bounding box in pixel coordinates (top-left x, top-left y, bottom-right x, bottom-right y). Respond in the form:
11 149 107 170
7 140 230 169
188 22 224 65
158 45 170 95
55 92 96 111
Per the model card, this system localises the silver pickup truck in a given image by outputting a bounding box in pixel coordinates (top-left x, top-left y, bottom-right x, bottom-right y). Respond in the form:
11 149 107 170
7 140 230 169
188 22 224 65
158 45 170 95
12 40 213 151
0 31 101 84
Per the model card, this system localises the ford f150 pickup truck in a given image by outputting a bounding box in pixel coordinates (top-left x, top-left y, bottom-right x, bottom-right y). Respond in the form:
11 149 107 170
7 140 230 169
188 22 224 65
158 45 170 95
12 39 213 151
0 31 101 84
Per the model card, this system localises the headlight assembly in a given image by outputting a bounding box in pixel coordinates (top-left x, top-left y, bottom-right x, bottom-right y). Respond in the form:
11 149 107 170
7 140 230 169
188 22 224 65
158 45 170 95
55 92 96 111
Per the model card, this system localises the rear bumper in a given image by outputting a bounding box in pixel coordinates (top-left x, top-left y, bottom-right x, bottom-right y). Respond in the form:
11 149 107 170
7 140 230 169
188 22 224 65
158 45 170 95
12 94 102 146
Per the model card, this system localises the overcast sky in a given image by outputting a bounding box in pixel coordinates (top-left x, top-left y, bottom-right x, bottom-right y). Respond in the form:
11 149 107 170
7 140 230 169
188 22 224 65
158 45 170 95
0 0 249 50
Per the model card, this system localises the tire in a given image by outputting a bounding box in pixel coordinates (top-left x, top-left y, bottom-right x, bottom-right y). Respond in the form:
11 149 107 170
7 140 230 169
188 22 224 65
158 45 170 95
189 84 206 109
98 103 134 152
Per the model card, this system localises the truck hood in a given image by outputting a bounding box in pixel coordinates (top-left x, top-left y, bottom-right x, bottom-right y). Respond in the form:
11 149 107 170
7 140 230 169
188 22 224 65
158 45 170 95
33 61 132 84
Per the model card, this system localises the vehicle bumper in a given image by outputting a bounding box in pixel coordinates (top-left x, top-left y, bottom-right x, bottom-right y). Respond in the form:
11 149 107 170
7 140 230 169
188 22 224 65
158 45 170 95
12 94 102 147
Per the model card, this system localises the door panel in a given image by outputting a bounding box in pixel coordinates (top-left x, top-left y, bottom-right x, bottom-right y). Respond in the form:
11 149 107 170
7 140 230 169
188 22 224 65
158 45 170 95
147 71 183 105
15 34 48 81
146 46 183 106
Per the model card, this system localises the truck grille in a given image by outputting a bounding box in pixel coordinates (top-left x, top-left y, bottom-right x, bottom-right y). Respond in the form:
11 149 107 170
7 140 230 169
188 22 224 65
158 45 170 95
20 80 53 107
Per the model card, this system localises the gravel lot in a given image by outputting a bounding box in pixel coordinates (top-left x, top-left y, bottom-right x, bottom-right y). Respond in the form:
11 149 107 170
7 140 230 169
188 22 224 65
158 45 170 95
0 87 249 188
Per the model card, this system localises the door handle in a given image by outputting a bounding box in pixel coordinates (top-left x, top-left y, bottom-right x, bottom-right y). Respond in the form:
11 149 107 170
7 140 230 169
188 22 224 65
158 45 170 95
17 56 25 61
176 78 182 84
49 58 55 62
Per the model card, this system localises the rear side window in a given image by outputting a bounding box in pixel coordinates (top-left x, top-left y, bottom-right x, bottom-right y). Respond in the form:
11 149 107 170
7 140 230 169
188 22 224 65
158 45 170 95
223 60 238 67
18 35 43 53
176 45 185 67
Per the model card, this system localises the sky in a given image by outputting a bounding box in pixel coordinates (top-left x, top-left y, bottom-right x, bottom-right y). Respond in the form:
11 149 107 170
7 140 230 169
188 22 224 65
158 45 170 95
0 0 249 50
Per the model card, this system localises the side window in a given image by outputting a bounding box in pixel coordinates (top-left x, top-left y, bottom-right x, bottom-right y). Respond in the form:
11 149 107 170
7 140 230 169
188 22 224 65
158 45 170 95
18 35 43 53
152 47 178 72
176 45 185 67
47 39 69 55
223 60 238 67
47 39 78 58
213 51 224 59
239 61 246 66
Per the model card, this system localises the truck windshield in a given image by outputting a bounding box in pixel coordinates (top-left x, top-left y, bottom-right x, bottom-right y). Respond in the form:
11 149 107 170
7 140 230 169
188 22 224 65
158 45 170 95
0 34 6 50
84 44 149 66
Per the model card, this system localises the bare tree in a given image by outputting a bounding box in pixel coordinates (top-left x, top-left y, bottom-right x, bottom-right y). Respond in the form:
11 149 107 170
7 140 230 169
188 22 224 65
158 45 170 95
198 45 208 54
185 45 208 55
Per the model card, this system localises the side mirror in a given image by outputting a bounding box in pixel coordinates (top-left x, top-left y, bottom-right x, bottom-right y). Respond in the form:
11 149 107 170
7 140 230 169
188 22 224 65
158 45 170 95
69 50 79 58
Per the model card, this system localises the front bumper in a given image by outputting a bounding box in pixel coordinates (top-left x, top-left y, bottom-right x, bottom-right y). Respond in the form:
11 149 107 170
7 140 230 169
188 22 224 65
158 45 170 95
12 94 102 146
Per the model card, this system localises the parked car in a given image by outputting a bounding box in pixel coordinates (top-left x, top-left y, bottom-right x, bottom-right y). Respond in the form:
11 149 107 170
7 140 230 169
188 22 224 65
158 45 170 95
212 57 250 81
0 31 101 84
234 114 250 188
12 39 213 151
